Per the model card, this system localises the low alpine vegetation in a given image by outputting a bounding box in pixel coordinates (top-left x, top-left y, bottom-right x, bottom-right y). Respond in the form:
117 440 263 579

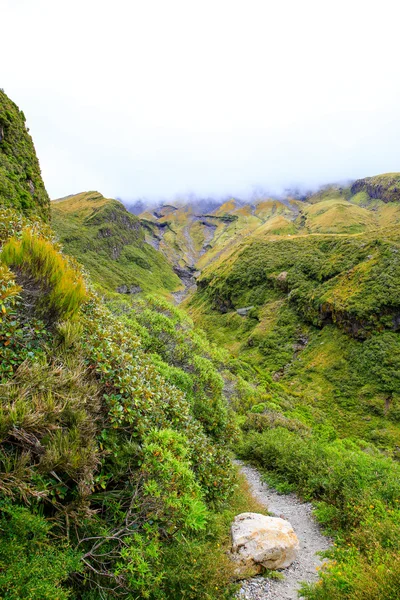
238 428 400 599
0 220 239 598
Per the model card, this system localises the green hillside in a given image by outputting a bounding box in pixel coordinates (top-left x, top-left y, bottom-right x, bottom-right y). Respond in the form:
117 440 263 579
139 180 400 277
52 192 181 295
351 172 400 203
186 188 400 600
51 178 400 598
191 222 400 428
139 197 300 270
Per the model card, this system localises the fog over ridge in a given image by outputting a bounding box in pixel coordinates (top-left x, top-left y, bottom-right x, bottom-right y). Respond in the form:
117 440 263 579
119 179 355 215
2 0 399 202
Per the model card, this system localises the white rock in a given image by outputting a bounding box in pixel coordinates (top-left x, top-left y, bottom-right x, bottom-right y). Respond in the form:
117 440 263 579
231 512 299 571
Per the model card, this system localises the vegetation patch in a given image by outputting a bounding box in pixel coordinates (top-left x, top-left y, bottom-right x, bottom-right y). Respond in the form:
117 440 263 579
1 229 87 321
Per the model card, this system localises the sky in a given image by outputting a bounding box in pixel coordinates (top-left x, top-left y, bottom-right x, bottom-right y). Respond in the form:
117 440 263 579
2 0 400 202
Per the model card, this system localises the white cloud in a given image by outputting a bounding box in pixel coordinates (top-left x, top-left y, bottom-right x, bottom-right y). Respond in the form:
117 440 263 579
2 0 400 199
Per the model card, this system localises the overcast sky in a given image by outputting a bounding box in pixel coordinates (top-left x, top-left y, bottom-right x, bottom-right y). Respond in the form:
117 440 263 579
2 0 400 201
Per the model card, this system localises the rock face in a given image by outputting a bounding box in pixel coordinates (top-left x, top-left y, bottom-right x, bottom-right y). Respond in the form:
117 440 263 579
231 512 299 572
350 174 400 203
277 271 288 282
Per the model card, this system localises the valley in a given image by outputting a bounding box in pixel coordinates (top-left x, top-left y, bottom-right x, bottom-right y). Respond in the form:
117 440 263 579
1 88 400 599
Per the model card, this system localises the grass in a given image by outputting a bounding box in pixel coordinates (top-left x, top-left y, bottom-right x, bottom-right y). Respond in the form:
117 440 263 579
196 228 400 335
5 85 400 599
0 223 241 598
350 172 400 203
300 199 377 234
185 189 400 598
253 215 298 236
1 229 87 320
191 267 400 449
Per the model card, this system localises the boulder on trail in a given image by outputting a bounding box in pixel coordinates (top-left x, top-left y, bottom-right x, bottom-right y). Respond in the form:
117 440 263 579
231 512 299 573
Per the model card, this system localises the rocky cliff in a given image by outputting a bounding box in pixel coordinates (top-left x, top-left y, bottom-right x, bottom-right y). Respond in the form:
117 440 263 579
350 173 400 203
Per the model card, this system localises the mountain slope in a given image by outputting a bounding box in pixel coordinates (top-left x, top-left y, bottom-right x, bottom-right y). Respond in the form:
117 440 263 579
2 87 400 600
139 196 300 271
52 191 181 294
56 176 400 598
189 222 400 446
184 184 400 599
136 177 400 276
351 172 400 203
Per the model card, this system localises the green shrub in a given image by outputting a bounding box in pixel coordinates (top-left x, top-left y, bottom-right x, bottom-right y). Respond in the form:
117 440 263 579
0 264 48 380
141 428 208 532
251 402 267 413
0 501 81 599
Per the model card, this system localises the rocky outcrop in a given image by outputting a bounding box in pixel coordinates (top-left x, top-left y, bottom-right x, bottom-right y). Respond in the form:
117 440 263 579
172 266 198 304
231 512 299 574
351 174 400 203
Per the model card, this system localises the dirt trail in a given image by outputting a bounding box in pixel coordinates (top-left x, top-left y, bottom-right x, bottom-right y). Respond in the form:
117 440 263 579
236 462 331 600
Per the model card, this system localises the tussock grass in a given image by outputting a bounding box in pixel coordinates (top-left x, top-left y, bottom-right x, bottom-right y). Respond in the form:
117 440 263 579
0 346 100 500
1 229 87 320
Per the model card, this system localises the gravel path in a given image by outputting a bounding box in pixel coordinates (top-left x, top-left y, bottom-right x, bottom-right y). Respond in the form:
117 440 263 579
236 462 331 600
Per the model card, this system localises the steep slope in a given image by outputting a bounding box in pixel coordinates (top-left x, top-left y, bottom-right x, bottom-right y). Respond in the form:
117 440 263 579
186 184 400 600
0 89 50 220
3 87 400 600
189 221 400 447
52 191 181 295
299 198 378 233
